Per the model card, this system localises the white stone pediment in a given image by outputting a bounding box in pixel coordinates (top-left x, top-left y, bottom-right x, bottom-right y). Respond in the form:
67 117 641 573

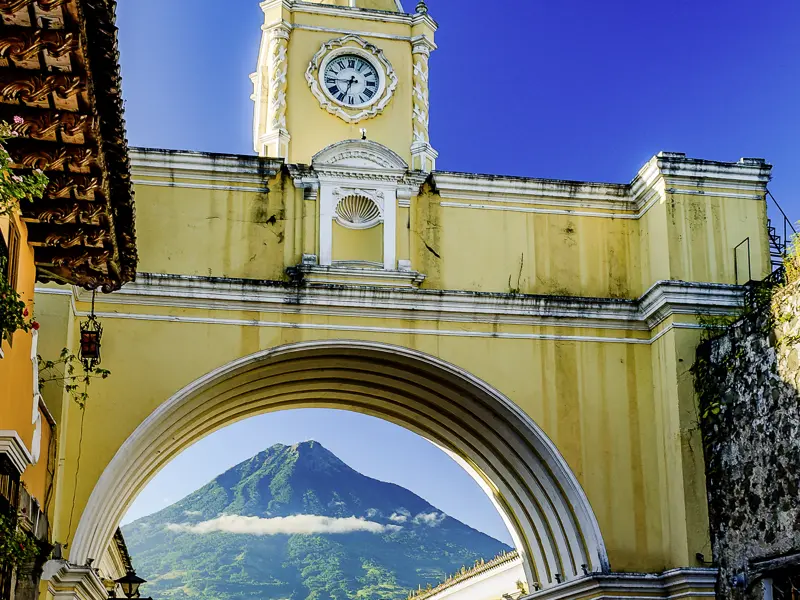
312 139 408 171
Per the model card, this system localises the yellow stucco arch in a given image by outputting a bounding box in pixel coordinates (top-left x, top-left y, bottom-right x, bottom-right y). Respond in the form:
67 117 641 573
70 340 609 589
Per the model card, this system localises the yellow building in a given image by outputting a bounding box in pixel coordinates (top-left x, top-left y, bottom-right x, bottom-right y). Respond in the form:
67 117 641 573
33 1 775 599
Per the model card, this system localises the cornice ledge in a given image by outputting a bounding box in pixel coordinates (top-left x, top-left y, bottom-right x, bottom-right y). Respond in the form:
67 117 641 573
297 264 426 289
284 1 416 25
56 276 745 332
631 153 772 198
639 280 744 329
130 148 283 179
430 171 633 207
0 430 33 475
41 560 108 600
527 568 717 600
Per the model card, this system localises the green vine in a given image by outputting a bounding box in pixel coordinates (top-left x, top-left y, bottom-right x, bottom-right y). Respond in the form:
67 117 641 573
785 229 800 284
0 253 38 341
0 513 38 570
39 348 110 409
0 117 48 343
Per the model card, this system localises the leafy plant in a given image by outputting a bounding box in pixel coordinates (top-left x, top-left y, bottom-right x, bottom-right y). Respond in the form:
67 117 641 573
0 254 37 342
0 117 47 343
39 348 111 409
0 118 48 218
0 513 38 570
785 229 800 284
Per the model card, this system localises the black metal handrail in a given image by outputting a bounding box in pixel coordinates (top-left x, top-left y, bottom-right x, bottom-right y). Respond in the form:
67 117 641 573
766 190 797 271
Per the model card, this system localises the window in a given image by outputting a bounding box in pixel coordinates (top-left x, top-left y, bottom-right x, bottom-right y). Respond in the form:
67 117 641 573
1 221 21 346
7 220 20 293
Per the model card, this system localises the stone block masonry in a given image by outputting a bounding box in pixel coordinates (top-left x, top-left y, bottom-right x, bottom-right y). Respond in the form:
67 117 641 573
695 279 800 600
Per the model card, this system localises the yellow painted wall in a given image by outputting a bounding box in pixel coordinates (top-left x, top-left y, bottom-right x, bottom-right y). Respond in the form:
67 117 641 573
35 156 774 582
0 214 36 454
284 27 414 164
41 299 695 574
412 190 640 297
21 409 53 504
129 173 769 299
332 222 383 263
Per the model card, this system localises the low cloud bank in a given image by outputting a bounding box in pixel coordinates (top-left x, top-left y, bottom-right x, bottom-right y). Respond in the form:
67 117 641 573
167 514 397 536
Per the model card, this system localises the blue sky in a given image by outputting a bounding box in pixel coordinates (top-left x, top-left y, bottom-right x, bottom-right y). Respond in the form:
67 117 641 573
117 0 800 542
122 410 514 544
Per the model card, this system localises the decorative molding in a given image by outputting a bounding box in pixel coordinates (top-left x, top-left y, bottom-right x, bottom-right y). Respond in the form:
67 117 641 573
312 138 408 172
410 35 437 171
0 0 70 14
130 148 280 193
411 39 430 143
297 264 425 288
0 70 83 104
312 140 403 269
288 23 414 42
526 568 717 600
334 190 383 229
431 152 771 220
41 560 109 600
261 0 434 28
412 551 525 600
0 27 78 62
305 35 398 124
0 430 33 474
53 306 702 345
45 276 743 340
264 22 291 158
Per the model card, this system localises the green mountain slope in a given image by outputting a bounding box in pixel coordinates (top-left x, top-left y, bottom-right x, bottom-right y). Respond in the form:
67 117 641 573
123 441 511 600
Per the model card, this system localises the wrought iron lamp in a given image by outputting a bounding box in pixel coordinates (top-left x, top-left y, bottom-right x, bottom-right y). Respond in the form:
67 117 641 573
113 570 147 599
79 291 103 370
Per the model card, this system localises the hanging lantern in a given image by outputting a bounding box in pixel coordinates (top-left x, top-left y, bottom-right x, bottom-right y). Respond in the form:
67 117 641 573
114 570 146 598
79 291 103 370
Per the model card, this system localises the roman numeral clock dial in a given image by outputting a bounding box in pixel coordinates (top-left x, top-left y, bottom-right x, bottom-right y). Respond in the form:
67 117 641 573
306 35 398 124
323 54 380 107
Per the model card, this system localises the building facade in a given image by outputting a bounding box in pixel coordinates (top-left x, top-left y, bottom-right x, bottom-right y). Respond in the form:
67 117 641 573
0 0 136 598
32 1 778 599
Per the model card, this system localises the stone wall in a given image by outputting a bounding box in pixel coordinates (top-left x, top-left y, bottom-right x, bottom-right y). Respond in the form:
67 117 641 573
695 280 800 599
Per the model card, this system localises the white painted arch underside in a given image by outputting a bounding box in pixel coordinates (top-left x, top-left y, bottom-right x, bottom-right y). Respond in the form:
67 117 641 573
71 341 609 588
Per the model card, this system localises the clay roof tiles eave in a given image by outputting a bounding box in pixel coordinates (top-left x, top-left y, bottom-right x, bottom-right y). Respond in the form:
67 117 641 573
0 0 136 292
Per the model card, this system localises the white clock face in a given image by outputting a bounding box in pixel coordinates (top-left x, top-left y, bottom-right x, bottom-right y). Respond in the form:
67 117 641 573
322 54 380 108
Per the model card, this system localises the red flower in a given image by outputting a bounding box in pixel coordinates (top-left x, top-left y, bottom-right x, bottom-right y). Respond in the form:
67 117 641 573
22 308 29 317
31 321 39 331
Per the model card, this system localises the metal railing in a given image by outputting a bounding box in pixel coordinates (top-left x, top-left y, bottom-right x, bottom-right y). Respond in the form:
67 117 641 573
766 190 797 271
734 190 796 286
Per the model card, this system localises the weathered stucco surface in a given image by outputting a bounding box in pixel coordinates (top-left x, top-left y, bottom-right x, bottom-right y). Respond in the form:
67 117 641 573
696 279 800 599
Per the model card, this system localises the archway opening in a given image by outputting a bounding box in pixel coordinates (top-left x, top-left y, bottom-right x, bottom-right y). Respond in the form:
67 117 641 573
71 341 608 591
121 409 520 599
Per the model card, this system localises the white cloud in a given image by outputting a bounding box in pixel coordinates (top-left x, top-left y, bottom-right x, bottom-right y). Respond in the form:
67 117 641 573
389 512 408 523
413 512 446 527
184 510 202 516
365 508 380 518
166 514 393 536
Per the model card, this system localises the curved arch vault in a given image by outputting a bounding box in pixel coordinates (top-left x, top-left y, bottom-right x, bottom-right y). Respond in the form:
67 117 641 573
71 341 609 589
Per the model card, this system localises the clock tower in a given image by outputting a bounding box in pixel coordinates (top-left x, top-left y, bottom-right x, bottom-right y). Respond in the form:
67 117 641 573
251 0 438 171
